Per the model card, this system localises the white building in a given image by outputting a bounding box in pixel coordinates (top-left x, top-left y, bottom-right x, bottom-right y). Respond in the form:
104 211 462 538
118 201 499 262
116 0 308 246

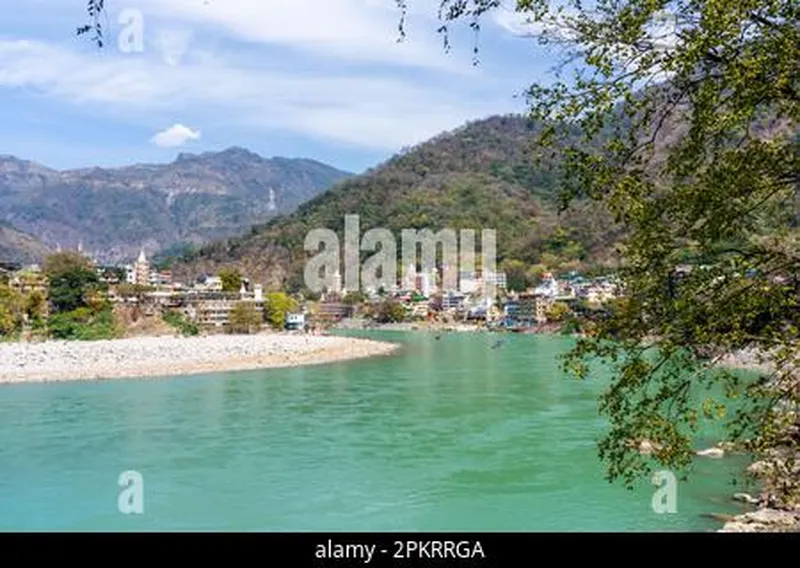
459 271 480 294
330 268 342 294
403 263 417 291
482 271 507 290
416 271 437 297
133 249 149 286
442 291 466 311
285 313 305 330
194 276 223 292
534 273 559 298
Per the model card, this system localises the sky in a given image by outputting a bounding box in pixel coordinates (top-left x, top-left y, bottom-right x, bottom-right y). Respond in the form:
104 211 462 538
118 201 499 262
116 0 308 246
0 0 563 174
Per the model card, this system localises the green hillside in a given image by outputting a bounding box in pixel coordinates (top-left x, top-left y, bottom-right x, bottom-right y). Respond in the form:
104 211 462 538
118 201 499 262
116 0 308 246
171 115 625 291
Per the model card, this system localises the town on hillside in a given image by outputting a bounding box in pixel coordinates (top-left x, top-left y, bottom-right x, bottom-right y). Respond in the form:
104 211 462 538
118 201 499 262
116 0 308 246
0 246 624 340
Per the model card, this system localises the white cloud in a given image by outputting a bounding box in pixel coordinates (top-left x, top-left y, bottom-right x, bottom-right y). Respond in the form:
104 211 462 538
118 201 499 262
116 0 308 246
151 124 201 147
0 39 516 151
152 28 193 66
491 4 578 43
0 0 534 159
126 0 471 71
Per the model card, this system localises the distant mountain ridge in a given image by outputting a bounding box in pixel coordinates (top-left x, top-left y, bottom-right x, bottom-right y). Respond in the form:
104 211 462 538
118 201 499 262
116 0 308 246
0 148 352 263
0 222 51 266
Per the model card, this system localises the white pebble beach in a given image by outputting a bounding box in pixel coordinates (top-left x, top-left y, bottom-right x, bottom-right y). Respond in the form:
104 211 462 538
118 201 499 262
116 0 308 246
0 333 400 384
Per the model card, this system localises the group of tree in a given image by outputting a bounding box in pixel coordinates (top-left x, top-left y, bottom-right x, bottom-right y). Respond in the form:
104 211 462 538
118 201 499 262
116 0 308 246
43 252 118 340
264 292 299 330
228 301 264 334
219 267 243 292
373 299 407 324
0 251 119 340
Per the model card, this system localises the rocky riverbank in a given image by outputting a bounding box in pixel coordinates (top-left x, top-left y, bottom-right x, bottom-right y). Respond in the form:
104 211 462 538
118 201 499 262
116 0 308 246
0 333 400 384
711 347 800 532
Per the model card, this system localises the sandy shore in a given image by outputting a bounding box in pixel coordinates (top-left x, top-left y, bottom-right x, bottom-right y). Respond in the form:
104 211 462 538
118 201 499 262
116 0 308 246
0 333 400 384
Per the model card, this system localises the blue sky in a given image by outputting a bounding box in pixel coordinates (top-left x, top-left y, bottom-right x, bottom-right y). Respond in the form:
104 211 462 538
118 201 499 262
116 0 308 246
0 0 562 174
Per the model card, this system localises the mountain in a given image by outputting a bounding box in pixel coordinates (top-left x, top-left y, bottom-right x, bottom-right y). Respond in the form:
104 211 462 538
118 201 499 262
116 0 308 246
0 149 352 263
170 115 624 290
0 222 51 265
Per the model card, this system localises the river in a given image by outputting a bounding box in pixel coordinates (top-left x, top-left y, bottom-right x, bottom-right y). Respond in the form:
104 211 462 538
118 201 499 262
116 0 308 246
0 331 749 530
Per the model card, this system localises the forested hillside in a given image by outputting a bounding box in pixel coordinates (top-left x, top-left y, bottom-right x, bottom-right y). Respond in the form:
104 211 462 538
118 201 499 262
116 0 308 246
172 115 625 290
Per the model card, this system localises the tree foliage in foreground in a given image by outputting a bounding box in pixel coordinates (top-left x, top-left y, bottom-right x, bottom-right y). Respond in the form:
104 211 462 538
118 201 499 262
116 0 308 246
401 0 799 504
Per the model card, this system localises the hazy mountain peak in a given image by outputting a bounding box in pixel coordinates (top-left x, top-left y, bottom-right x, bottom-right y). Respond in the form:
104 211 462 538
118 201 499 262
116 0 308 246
0 149 352 263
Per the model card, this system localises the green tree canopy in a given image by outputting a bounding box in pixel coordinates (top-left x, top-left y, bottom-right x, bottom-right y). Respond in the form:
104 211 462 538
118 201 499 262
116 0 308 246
43 252 101 314
501 259 530 291
265 292 299 329
342 291 368 305
229 301 263 334
219 268 243 292
375 299 406 323
0 284 24 336
545 301 570 323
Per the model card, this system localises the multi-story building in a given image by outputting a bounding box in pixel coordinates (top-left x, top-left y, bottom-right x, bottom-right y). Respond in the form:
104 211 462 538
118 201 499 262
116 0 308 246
8 268 47 296
133 249 150 287
312 302 354 325
190 284 264 327
482 271 507 291
442 291 466 311
534 272 559 297
414 271 438 297
198 276 223 292
503 299 520 318
149 269 172 287
517 293 554 324
114 279 266 328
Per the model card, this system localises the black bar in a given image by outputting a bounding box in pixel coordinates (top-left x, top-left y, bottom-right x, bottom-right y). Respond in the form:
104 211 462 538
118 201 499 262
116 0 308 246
1 532 796 565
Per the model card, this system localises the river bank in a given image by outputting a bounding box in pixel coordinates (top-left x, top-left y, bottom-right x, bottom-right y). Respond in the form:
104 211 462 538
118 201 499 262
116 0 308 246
332 318 568 335
714 348 800 532
0 332 400 384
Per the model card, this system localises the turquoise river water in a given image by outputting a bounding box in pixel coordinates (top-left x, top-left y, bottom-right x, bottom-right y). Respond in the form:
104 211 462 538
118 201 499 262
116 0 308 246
0 331 750 531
